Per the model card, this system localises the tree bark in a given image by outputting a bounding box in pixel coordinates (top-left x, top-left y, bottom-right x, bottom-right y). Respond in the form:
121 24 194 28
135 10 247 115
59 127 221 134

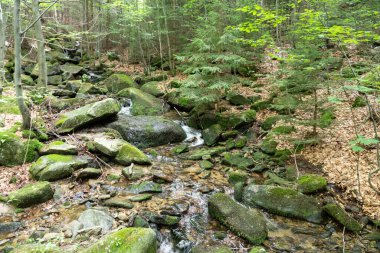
32 0 47 87
14 0 32 129
0 1 9 84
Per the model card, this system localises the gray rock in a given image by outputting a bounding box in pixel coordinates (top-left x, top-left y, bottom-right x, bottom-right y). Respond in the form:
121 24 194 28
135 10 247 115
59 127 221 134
39 141 78 155
106 115 186 148
76 209 114 235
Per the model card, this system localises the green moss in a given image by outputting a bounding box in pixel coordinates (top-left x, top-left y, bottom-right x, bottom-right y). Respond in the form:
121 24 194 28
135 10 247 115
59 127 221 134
115 143 151 166
8 181 54 208
297 174 328 193
24 139 43 162
271 125 296 135
171 144 189 155
228 171 248 186
243 185 323 223
81 227 157 253
222 153 255 170
260 139 278 155
0 96 20 114
11 243 60 253
199 160 213 170
323 203 362 232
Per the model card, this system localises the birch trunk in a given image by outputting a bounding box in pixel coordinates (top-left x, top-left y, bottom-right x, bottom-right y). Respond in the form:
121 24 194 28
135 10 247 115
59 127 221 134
32 0 47 87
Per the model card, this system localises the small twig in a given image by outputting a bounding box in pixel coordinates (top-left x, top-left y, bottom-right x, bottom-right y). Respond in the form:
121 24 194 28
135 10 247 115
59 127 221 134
342 226 346 253
21 0 58 35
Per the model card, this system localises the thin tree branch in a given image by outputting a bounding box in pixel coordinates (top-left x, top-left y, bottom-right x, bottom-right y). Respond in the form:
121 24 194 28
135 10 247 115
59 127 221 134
21 0 58 35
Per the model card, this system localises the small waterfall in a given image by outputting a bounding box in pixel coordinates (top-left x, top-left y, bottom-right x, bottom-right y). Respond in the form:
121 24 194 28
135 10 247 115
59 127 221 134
175 121 204 147
119 99 133 116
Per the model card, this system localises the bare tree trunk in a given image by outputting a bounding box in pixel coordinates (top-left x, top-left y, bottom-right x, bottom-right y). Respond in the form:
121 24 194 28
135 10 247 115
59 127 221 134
14 0 32 129
0 1 9 84
155 0 164 71
32 0 47 87
161 0 173 70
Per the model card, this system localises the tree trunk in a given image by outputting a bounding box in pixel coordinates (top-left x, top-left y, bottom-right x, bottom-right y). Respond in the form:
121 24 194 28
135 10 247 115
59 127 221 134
14 0 32 129
161 0 173 70
32 0 47 87
0 1 9 84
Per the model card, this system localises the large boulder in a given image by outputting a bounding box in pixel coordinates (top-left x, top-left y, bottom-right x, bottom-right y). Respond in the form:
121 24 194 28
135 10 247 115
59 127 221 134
208 193 267 245
8 181 54 208
59 63 83 75
117 87 169 116
81 227 156 253
106 115 186 148
243 185 323 223
55 98 121 133
104 73 136 93
39 141 78 155
140 81 165 97
29 154 89 181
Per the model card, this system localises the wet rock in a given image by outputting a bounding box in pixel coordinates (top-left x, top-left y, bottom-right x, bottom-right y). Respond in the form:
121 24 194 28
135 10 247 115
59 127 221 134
199 160 213 170
152 172 174 183
76 168 102 180
39 141 78 155
115 143 151 166
55 98 121 134
0 222 23 234
118 87 169 116
129 193 153 202
208 193 267 245
104 73 136 93
80 227 156 253
141 81 165 97
11 243 60 253
243 185 323 224
171 144 189 155
29 154 89 181
202 124 223 146
127 181 163 194
190 244 233 253
103 197 134 209
146 212 181 226
297 174 328 193
222 153 255 170
107 115 186 148
8 181 54 208
323 203 362 232
76 209 114 235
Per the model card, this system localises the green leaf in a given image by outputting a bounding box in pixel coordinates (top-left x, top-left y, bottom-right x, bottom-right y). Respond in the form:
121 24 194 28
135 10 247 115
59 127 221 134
328 96 343 104
351 145 364 152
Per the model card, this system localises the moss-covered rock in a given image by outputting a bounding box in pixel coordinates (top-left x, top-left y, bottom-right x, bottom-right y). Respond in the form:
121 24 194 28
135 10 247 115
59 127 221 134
297 174 328 193
78 82 107 95
208 193 267 244
117 87 169 116
55 98 121 133
103 197 134 209
39 141 78 155
59 63 83 75
11 243 60 253
106 115 186 148
0 132 41 166
92 136 126 157
167 90 198 111
171 144 189 155
81 227 156 253
226 93 251 106
115 143 151 166
127 181 162 194
202 124 223 146
21 74 35 86
243 185 323 223
228 170 248 186
222 153 255 170
323 203 362 232
249 246 267 253
260 139 278 155
104 73 136 93
29 154 89 181
141 81 165 97
199 160 214 170
76 168 102 180
190 244 233 253
8 181 54 208
182 147 225 160
261 116 283 131
146 212 181 226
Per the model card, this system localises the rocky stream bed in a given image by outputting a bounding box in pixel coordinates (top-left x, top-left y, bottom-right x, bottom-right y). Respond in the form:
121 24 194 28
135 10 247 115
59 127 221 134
0 50 379 253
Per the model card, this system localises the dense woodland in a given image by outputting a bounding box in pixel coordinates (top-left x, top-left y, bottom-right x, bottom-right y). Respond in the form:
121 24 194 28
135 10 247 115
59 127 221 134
0 0 380 252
